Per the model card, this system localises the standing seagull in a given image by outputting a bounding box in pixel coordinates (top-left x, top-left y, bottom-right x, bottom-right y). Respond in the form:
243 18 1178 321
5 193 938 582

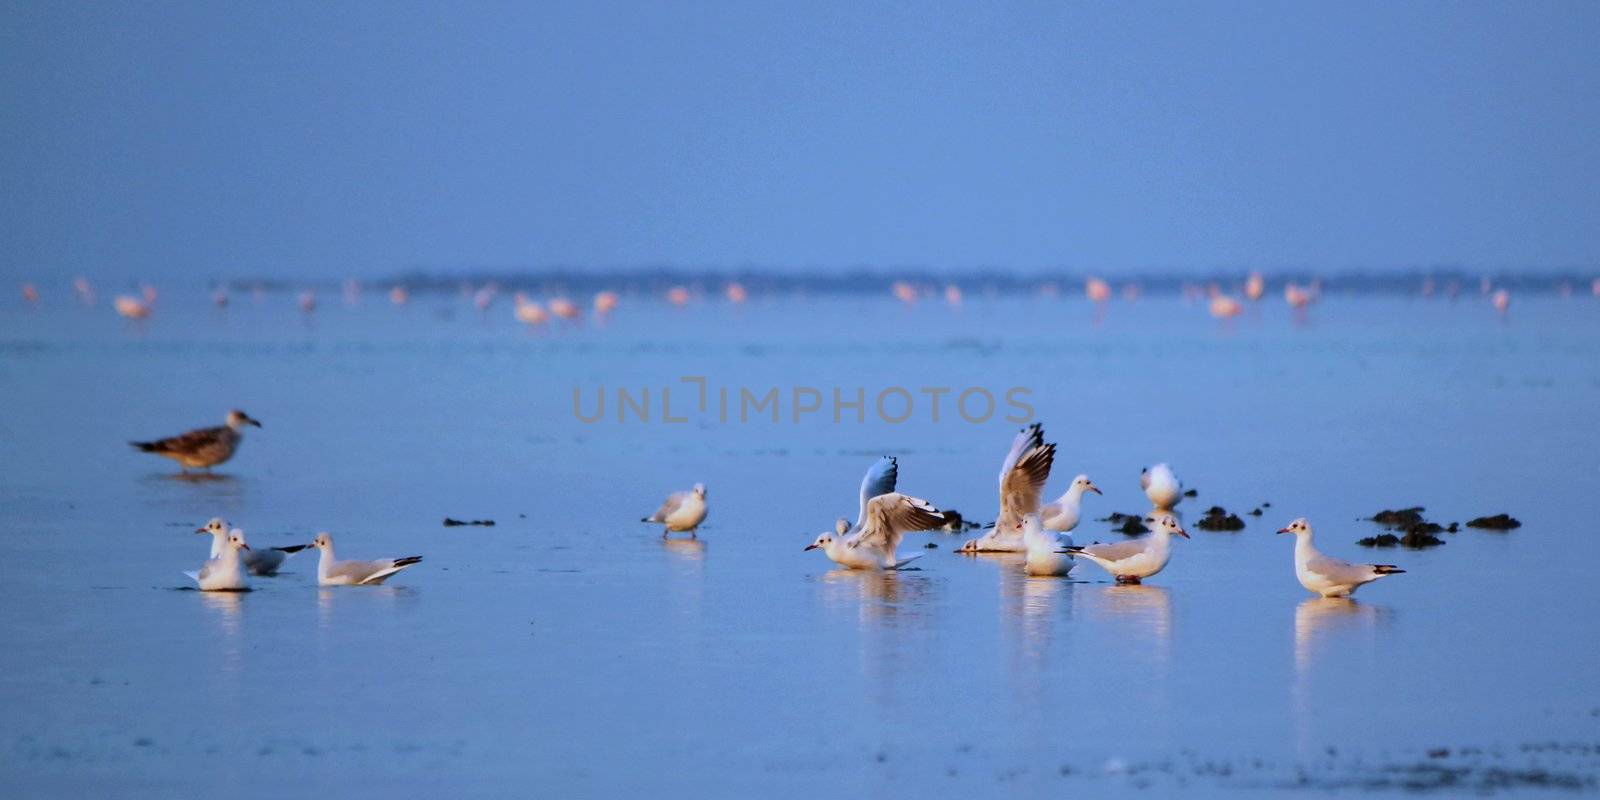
1278 518 1405 597
959 423 1056 553
196 518 309 576
1040 474 1102 540
186 529 251 592
1022 513 1074 577
1140 463 1182 510
131 410 262 471
308 532 422 586
642 483 708 538
1068 514 1188 584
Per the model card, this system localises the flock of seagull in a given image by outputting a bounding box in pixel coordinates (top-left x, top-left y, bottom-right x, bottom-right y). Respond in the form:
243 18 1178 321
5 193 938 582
129 411 423 592
134 410 1404 599
643 422 1408 598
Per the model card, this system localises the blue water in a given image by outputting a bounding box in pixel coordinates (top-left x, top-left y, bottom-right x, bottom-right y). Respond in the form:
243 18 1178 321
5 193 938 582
1 288 1598 796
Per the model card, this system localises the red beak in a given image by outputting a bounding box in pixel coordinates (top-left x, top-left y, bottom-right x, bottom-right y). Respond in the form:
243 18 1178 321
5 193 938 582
1276 527 1292 534
1175 528 1190 539
1088 486 1102 495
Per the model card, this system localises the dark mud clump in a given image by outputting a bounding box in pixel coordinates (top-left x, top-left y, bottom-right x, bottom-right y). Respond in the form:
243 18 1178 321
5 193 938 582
443 518 496 527
1195 506 1246 531
1466 513 1522 530
924 542 939 549
937 510 983 532
1247 507 1263 516
1183 488 1198 498
1398 524 1446 548
1370 507 1426 527
1100 512 1149 536
1358 533 1401 547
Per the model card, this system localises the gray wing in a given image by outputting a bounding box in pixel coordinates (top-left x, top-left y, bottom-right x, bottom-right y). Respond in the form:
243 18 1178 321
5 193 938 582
196 557 222 581
1078 537 1149 562
1306 552 1377 584
997 423 1044 486
326 559 391 583
856 456 899 525
646 492 688 522
997 441 1055 529
850 493 945 551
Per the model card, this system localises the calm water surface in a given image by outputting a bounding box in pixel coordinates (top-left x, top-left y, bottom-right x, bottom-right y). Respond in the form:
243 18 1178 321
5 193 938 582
1 290 1598 797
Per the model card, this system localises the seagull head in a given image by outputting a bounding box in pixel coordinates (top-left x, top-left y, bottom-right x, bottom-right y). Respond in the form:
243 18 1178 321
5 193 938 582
1277 518 1312 536
1148 514 1189 539
228 530 250 551
1072 474 1101 495
692 483 707 498
311 532 333 550
804 531 833 552
227 409 262 429
196 517 229 535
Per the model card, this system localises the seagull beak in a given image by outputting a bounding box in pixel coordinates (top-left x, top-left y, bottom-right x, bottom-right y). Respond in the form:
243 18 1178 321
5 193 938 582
1276 527 1292 534
1175 528 1190 539
1088 485 1102 495
239 543 251 550
803 544 818 551
249 418 262 428
195 527 208 533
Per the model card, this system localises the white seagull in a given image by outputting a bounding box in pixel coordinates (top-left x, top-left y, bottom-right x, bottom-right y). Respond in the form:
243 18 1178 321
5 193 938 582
959 423 1056 553
1068 513 1188 584
1022 512 1074 577
1279 518 1406 597
196 518 309 576
1140 463 1182 510
805 455 946 569
642 483 708 538
185 529 251 591
309 532 422 586
1040 473 1102 541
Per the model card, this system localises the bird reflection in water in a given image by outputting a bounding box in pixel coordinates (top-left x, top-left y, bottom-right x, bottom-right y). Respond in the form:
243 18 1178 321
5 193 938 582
660 536 706 564
820 568 940 710
1292 597 1388 757
200 590 245 676
1075 583 1174 667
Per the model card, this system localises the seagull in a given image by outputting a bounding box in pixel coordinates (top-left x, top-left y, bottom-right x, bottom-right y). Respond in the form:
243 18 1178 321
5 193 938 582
196 518 309 576
807 493 945 570
130 410 261 471
1140 463 1182 510
1278 518 1405 597
1068 513 1188 584
185 529 251 591
642 483 708 538
1040 474 1101 540
805 456 946 569
959 423 1056 553
1022 513 1074 577
308 532 422 586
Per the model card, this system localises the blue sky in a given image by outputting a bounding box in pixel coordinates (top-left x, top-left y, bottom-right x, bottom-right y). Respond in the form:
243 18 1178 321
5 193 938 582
3 1 1597 282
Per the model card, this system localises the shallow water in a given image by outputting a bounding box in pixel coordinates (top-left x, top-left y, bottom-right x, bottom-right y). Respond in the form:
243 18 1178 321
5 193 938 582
2 290 1599 797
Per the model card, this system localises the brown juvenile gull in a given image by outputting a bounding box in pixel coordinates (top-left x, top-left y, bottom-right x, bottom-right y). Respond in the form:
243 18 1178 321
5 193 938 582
130 409 261 471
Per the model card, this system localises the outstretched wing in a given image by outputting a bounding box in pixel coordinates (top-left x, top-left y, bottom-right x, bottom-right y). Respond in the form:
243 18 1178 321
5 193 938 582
850 493 945 552
997 423 1044 487
856 456 899 526
997 441 1055 530
133 425 228 455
